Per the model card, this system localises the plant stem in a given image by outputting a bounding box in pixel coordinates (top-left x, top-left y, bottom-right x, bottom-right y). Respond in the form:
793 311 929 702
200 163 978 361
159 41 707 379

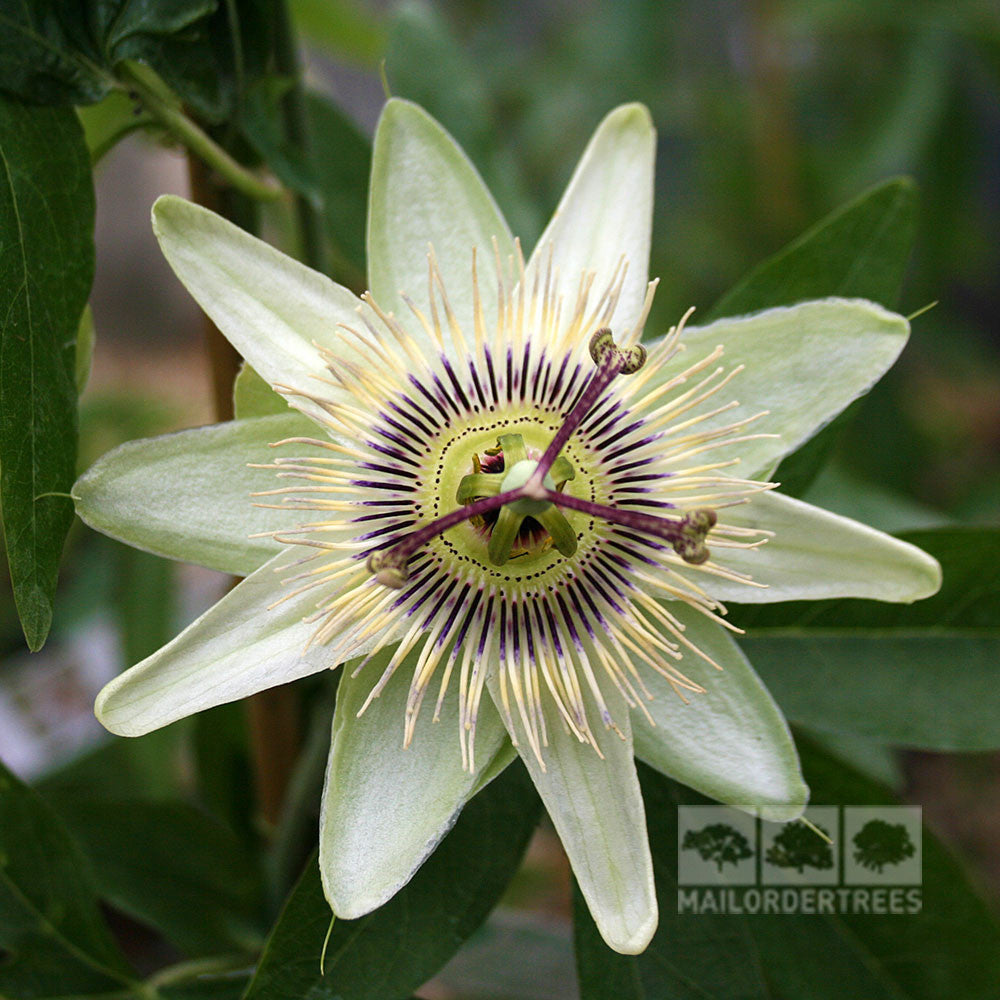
121 61 281 203
272 0 327 273
187 155 301 833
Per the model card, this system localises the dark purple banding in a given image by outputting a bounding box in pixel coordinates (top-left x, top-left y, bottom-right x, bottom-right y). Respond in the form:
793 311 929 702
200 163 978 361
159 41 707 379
531 353 624 483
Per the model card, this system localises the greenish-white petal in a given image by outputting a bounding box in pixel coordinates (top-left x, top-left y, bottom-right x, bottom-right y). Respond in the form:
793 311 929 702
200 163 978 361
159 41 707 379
489 681 656 955
368 98 514 344
152 195 365 426
524 104 655 340
705 490 942 603
320 652 512 919
74 413 315 576
96 552 345 737
632 605 807 822
654 298 909 476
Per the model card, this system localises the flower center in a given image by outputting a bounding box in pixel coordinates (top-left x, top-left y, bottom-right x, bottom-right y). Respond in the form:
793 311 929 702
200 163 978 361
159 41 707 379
366 329 717 587
456 435 577 565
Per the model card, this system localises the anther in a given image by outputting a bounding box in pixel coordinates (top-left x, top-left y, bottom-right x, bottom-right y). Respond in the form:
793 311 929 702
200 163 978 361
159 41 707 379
532 328 646 487
366 549 410 588
589 327 647 375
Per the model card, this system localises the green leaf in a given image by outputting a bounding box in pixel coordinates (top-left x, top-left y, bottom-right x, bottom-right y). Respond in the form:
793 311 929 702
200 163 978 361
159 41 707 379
289 0 385 67
0 759 135 994
737 527 1000 749
801 463 949 535
43 794 265 957
0 1 216 106
75 304 95 395
234 362 291 419
704 178 919 498
0 95 94 650
574 747 1000 999
305 91 371 281
244 761 540 999
796 738 1000 1000
0 0 268 123
432 911 575 1000
240 87 371 281
77 90 154 164
707 178 918 321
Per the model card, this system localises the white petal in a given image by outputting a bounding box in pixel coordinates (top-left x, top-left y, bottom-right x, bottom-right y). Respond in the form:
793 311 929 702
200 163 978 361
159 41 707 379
632 604 807 822
320 652 512 918
525 104 655 340
656 298 909 476
96 553 352 736
74 414 314 576
368 99 514 344
489 681 656 954
152 196 368 426
707 490 942 603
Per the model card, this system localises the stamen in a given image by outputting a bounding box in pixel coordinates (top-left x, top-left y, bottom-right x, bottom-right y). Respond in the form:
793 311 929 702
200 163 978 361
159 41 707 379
529 327 646 489
367 489 521 587
366 325 722 586
543 491 717 564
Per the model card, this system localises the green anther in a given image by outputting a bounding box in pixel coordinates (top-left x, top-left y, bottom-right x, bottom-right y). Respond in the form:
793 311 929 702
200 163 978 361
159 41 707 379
535 506 578 557
589 327 647 375
496 433 529 466
454 433 578 566
671 507 717 565
366 549 409 588
456 473 501 504
549 456 576 486
488 506 525 565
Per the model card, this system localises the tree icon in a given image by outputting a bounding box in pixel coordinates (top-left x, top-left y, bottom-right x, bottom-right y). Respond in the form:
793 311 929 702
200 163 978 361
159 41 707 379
852 819 916 873
765 821 834 873
682 822 754 873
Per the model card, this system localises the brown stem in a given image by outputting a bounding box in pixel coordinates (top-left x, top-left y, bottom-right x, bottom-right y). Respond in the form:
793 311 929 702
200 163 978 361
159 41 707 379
187 153 300 831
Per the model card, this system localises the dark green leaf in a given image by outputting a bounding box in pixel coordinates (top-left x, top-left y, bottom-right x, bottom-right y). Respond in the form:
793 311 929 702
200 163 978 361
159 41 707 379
289 0 385 67
116 545 176 666
737 527 1000 749
574 751 1000 1000
0 759 135 994
244 761 541 999
705 178 919 497
304 91 370 281
0 95 94 650
194 702 255 844
240 86 370 282
43 795 265 958
707 177 919 321
0 0 273 122
75 304 95 395
433 912 576 1000
38 727 185 803
802 738 1000 1000
0 0 214 106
